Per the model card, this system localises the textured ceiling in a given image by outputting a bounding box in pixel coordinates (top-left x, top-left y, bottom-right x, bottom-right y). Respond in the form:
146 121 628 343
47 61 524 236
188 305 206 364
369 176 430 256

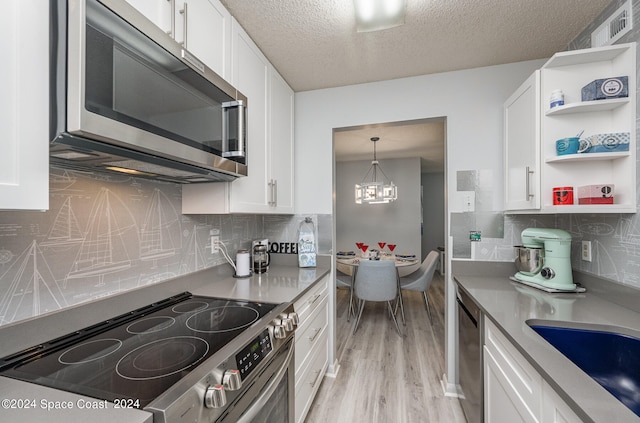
219 0 611 170
220 0 611 92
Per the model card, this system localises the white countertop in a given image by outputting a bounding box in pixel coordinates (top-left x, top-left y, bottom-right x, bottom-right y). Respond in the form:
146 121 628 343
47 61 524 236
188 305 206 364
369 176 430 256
454 273 640 423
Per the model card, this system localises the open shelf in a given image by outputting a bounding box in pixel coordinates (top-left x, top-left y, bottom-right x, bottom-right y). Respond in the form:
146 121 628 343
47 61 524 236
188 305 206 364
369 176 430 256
540 204 637 214
543 44 631 69
545 152 630 163
545 98 629 116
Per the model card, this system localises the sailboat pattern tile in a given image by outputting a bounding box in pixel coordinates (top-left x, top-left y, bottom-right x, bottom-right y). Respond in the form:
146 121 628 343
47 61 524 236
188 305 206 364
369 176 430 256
0 168 328 326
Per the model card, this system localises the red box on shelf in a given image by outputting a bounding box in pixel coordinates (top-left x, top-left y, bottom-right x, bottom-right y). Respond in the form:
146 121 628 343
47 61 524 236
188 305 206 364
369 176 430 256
577 184 614 204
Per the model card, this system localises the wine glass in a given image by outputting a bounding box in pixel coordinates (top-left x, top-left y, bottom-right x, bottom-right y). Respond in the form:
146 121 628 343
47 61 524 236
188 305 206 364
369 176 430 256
387 244 396 257
361 244 369 258
378 242 386 249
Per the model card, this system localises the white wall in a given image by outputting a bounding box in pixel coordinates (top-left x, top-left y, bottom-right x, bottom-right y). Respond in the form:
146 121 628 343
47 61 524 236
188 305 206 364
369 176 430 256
294 58 544 391
422 172 445 260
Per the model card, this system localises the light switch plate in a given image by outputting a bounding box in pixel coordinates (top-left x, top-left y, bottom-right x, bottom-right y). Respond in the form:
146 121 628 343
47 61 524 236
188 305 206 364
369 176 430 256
455 191 475 212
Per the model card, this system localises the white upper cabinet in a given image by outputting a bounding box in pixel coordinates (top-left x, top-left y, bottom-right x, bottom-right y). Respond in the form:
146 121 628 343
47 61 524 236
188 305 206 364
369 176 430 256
0 1 49 210
182 18 295 214
179 0 231 81
267 68 295 213
226 18 271 212
126 0 231 80
504 71 541 211
226 19 294 213
504 43 636 214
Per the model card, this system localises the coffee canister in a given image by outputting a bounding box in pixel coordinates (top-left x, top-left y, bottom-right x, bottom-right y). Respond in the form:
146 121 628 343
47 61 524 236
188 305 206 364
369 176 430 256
553 186 574 205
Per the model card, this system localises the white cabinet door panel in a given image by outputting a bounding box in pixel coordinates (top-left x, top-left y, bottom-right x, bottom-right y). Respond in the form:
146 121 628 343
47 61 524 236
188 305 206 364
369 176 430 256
504 71 540 211
0 1 48 210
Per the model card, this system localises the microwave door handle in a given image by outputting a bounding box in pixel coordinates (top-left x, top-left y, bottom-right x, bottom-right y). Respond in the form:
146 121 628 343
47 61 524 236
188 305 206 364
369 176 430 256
222 107 228 154
221 101 246 158
234 342 294 423
237 101 246 158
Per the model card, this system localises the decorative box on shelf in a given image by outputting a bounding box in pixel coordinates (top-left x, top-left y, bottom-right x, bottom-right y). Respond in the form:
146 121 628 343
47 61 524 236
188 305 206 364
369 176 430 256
581 76 628 101
579 132 630 153
577 184 614 205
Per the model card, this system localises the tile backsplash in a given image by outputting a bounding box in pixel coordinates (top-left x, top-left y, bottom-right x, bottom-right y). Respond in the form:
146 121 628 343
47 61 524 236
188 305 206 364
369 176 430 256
0 168 330 327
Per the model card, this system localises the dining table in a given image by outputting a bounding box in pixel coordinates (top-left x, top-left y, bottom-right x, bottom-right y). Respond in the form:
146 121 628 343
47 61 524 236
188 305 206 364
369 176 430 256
336 253 419 325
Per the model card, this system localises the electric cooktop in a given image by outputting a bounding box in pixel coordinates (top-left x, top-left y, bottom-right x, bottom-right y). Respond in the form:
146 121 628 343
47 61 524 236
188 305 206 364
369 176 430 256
0 292 278 407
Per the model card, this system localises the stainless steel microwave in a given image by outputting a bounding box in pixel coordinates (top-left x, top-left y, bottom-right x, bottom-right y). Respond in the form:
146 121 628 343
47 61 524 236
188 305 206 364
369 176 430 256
50 0 248 183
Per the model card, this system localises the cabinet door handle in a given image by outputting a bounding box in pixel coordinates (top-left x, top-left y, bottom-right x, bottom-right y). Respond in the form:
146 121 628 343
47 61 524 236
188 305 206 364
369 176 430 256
268 179 275 206
179 2 188 47
167 0 175 37
309 368 323 388
525 166 534 200
308 294 321 306
273 179 278 206
308 327 322 343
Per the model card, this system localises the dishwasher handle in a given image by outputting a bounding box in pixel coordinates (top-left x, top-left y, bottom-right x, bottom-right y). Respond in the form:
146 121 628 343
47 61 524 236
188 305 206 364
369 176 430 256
457 296 478 328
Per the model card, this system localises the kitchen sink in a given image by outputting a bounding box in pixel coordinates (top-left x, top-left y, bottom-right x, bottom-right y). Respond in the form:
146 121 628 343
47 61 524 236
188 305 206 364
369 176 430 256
527 320 640 418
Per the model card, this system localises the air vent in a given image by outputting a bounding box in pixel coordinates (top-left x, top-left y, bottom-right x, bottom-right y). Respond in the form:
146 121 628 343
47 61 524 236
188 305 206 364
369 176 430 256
591 0 632 47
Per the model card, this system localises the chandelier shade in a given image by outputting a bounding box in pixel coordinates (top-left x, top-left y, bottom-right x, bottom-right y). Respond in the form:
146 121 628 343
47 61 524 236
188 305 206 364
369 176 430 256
355 137 398 204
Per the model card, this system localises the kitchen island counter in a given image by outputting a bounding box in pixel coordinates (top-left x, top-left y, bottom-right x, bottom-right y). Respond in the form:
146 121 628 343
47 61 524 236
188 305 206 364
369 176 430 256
454 269 640 423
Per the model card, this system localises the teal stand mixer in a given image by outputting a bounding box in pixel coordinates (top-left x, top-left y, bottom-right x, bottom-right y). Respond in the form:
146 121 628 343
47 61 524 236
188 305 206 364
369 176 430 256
513 228 577 291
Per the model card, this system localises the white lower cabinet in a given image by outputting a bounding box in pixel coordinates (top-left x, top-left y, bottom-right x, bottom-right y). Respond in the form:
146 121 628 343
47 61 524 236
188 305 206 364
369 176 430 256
484 319 541 423
483 318 581 423
541 381 582 423
294 276 329 423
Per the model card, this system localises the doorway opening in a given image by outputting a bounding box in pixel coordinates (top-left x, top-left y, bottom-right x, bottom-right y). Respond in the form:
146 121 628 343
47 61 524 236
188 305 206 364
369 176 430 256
332 116 447 357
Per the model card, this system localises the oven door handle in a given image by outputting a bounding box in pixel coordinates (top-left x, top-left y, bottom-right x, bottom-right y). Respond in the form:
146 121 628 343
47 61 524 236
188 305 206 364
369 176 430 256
235 341 294 423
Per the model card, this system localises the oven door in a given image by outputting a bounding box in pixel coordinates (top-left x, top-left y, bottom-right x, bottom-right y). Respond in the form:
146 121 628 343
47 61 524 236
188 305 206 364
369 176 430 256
217 338 294 423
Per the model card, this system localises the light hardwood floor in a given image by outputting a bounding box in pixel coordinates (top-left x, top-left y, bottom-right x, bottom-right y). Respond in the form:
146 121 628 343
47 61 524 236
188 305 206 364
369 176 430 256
304 272 466 423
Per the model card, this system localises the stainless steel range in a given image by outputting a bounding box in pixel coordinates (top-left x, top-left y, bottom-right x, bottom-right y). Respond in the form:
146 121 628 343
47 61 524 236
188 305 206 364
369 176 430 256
0 292 298 423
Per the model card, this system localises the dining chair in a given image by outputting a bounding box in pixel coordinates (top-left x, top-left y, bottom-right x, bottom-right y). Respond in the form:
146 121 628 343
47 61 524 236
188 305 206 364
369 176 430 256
336 268 355 321
399 250 439 324
352 259 402 336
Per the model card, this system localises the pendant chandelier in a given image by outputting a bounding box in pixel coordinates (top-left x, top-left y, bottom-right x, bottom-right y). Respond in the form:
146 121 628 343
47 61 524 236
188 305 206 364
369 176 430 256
355 137 398 204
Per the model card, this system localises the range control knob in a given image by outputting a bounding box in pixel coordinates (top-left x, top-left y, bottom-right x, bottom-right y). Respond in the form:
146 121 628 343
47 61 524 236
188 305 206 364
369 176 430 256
282 317 294 331
287 312 299 326
204 384 227 409
223 369 242 391
274 324 287 339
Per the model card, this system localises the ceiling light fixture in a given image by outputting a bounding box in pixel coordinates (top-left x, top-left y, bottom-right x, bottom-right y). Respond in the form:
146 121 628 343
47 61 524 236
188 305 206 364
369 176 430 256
355 137 398 204
353 0 406 32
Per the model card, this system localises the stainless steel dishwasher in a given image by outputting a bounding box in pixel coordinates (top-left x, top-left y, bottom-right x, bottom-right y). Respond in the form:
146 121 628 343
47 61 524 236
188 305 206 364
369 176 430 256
457 286 483 423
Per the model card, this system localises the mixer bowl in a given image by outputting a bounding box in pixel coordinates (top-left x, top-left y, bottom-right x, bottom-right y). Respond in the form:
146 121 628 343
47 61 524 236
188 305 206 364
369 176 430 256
514 246 543 274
